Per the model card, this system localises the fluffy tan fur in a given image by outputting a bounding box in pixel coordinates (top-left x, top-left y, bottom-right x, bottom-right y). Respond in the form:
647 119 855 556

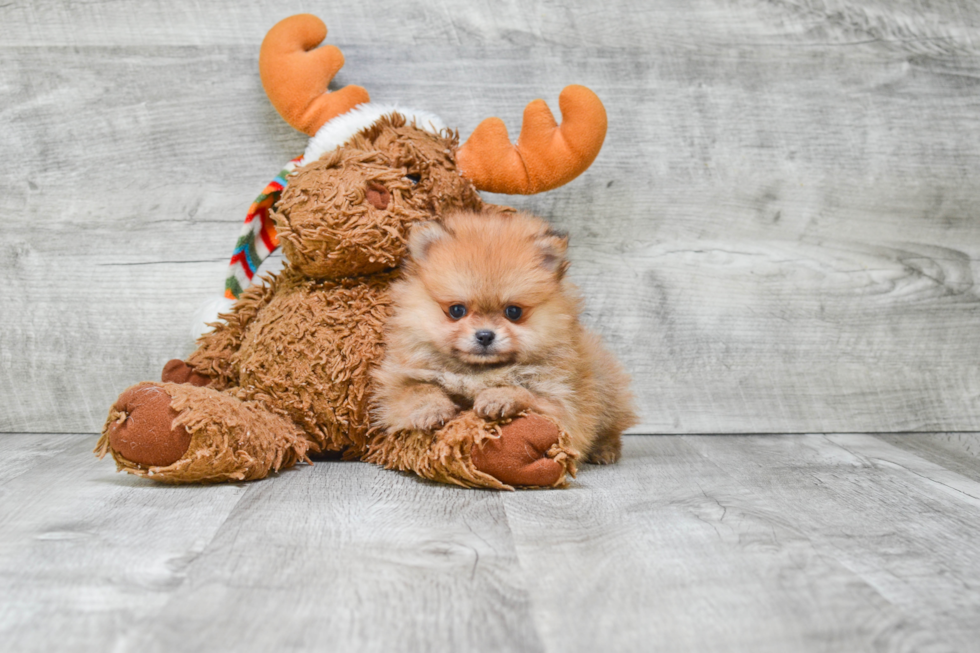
373 210 637 463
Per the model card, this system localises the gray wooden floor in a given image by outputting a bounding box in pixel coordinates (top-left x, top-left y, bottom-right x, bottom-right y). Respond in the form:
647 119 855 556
1 433 979 653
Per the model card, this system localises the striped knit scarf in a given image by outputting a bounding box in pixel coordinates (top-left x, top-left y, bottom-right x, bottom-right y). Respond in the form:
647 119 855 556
224 156 303 299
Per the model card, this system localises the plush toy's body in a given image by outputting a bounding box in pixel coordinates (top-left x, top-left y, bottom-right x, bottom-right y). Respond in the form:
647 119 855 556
96 14 609 488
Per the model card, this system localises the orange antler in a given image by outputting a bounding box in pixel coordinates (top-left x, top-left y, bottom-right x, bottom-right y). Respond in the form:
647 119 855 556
456 85 607 195
259 14 370 136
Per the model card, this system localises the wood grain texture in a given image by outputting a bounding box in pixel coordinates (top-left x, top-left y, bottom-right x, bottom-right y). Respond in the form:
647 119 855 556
503 435 971 652
3 0 979 49
879 432 980 483
0 432 79 487
118 463 543 653
3 433 980 652
682 433 980 653
0 435 249 653
3 0 980 433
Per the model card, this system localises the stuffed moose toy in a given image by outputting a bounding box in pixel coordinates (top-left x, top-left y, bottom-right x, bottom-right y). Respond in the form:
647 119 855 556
96 14 608 489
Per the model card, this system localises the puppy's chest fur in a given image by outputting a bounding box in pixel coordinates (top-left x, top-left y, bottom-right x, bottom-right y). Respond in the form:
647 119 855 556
412 363 571 405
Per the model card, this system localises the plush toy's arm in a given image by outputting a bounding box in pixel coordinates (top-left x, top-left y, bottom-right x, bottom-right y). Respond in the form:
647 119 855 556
364 411 577 490
183 278 279 389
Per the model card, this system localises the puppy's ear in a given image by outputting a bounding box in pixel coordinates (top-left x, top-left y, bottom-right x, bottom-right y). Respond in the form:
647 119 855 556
407 220 449 261
536 229 569 279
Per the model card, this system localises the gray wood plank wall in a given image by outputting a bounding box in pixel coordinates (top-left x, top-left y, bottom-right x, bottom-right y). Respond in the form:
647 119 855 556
2 0 979 434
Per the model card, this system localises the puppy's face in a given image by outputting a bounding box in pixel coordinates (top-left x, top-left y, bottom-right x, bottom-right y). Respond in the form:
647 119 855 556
393 210 575 366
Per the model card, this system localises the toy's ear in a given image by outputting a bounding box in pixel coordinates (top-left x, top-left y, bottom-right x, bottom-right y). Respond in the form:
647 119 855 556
536 229 570 279
408 220 450 262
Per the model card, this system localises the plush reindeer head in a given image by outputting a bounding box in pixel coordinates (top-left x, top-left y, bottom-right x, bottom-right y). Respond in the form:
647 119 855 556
245 13 606 281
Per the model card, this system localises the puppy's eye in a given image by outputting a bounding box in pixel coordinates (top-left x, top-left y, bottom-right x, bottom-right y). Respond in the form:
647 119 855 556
505 305 523 321
448 304 467 319
405 173 421 185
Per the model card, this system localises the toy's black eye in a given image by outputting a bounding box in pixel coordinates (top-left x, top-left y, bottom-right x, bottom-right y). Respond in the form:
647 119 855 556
405 173 421 185
505 305 523 321
448 304 467 319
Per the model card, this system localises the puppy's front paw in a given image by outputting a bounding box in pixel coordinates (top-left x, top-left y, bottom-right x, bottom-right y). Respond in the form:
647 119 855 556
474 387 534 421
408 396 458 432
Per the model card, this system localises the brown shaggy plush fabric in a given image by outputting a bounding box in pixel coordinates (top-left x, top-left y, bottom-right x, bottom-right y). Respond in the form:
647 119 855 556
275 116 483 279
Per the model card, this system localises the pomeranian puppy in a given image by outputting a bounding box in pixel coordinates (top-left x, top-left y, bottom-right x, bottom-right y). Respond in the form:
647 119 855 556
372 209 637 464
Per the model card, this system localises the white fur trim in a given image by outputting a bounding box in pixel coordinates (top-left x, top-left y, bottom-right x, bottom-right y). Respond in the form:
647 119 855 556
301 103 446 166
191 295 236 340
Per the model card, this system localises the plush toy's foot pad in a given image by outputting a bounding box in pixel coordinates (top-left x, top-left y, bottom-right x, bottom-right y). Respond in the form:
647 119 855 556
472 413 570 488
161 359 212 386
106 385 191 467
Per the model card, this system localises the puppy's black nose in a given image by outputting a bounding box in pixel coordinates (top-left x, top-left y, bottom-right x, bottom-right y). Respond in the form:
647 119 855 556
475 330 496 347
